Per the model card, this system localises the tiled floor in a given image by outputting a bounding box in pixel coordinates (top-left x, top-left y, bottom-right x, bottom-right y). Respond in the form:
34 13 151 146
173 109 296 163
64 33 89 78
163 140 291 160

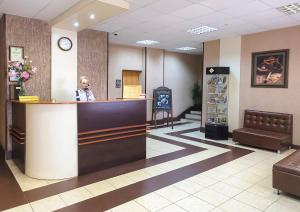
2 121 300 212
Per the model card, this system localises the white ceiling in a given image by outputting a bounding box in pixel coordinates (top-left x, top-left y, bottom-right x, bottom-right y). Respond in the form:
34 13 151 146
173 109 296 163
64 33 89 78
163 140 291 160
1 0 300 55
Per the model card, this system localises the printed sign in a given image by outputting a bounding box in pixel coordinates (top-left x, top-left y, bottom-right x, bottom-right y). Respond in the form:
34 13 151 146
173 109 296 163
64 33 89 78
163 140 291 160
153 87 172 110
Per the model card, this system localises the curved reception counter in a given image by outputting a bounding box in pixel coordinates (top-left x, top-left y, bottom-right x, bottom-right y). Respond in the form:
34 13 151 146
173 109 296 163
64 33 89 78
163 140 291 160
10 99 147 180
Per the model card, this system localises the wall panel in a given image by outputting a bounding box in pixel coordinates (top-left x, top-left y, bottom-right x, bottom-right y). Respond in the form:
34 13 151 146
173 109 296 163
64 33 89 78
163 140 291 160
6 15 51 100
78 29 107 99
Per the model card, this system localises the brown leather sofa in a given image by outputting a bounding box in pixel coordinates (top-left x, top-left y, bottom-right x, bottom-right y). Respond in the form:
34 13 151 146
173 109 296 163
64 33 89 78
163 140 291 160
233 110 293 153
273 149 300 197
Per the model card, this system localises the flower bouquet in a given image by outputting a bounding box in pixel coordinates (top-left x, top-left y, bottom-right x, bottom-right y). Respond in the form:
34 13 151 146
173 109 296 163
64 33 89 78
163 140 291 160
8 56 37 96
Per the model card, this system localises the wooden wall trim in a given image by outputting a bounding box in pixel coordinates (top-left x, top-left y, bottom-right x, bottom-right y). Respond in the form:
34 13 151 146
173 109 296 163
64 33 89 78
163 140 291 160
78 123 148 136
79 128 146 141
10 127 25 135
78 132 146 146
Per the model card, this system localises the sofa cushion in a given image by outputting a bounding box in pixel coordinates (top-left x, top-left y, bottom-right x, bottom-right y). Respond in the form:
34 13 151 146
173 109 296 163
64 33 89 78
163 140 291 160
244 110 293 134
233 128 290 142
273 150 300 176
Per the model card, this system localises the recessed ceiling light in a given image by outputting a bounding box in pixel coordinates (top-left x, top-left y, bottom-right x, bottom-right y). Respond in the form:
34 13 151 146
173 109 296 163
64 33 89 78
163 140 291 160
136 40 160 45
74 22 79 27
90 14 95 19
277 3 300 15
187 26 217 34
176 47 197 51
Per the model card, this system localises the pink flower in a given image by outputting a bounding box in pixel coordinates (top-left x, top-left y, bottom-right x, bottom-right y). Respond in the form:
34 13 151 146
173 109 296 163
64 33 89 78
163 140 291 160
21 71 30 80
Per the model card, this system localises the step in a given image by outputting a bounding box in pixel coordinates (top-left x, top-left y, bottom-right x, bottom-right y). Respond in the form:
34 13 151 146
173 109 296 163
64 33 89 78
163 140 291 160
191 111 201 115
185 114 201 120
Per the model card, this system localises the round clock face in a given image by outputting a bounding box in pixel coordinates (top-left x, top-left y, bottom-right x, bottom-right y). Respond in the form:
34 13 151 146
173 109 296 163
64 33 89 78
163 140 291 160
58 37 72 51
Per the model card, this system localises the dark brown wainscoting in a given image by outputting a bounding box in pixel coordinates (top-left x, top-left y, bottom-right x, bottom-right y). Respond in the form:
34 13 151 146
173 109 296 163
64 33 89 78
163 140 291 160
77 100 146 132
11 102 26 173
78 135 146 175
77 100 147 175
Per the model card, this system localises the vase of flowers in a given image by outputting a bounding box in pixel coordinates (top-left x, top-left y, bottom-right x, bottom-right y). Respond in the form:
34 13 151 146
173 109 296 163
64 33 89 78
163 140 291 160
8 56 37 97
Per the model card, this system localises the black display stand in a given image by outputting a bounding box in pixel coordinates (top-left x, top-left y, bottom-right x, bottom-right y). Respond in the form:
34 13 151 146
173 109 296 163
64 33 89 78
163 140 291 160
152 86 173 129
205 66 230 140
205 123 228 140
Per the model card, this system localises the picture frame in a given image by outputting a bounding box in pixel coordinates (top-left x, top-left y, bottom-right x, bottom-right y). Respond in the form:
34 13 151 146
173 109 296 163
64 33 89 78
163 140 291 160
115 79 121 88
251 49 289 88
9 46 24 61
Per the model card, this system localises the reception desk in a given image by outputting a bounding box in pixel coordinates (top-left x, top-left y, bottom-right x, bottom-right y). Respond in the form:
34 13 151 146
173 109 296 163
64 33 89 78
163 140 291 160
10 99 147 179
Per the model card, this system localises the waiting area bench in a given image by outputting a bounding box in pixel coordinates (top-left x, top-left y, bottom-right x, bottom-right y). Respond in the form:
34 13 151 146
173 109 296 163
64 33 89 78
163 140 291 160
273 149 300 197
233 110 293 153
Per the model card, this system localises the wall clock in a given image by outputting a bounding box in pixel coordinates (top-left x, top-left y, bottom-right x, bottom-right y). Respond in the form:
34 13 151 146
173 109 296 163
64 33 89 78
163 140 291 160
57 37 73 51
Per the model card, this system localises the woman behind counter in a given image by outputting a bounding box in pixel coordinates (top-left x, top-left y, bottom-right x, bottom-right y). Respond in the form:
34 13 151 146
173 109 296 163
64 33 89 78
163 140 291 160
74 76 96 102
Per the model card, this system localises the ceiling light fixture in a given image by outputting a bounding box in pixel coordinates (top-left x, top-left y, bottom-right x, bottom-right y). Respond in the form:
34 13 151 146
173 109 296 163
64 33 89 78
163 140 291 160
176 47 197 51
187 26 217 34
136 40 160 45
90 14 95 19
74 22 79 27
277 3 300 15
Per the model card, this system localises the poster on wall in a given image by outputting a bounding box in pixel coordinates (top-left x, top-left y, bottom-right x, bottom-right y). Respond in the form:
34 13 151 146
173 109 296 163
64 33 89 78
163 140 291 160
9 46 24 61
251 49 289 88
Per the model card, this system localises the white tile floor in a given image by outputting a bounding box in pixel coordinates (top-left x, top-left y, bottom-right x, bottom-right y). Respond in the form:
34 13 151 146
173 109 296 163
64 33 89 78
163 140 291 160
4 122 300 212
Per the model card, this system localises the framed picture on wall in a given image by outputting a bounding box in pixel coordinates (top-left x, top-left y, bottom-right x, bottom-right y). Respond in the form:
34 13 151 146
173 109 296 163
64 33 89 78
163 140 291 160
9 46 24 61
251 49 289 88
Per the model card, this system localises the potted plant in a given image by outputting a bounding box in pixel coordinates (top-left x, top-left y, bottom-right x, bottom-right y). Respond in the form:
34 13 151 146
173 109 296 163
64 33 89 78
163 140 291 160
191 82 202 111
8 56 37 96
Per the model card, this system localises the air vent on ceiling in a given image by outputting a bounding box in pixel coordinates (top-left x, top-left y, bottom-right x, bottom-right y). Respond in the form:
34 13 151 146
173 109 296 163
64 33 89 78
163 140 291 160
277 3 300 15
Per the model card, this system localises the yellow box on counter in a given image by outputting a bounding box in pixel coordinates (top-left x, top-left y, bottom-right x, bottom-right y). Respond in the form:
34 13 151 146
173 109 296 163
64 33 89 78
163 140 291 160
19 96 40 102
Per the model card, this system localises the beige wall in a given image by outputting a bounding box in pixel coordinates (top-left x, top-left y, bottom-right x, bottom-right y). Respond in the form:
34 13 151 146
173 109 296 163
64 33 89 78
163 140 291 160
109 44 202 121
108 44 145 99
240 25 300 145
164 51 201 117
78 29 108 100
6 15 51 100
146 48 164 121
219 37 241 131
51 27 77 101
202 40 220 126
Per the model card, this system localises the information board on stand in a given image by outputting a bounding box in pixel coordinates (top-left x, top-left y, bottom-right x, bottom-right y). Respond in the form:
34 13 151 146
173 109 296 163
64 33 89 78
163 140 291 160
152 86 173 129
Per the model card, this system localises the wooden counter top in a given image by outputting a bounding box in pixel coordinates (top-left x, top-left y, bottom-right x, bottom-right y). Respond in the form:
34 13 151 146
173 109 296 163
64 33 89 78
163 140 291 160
10 98 150 104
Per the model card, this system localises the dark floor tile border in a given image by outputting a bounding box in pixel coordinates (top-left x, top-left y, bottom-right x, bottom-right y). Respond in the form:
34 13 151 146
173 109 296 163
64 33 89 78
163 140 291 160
0 144 28 211
56 144 252 211
0 128 205 210
293 144 300 150
148 121 192 129
1 127 254 211
167 128 238 150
